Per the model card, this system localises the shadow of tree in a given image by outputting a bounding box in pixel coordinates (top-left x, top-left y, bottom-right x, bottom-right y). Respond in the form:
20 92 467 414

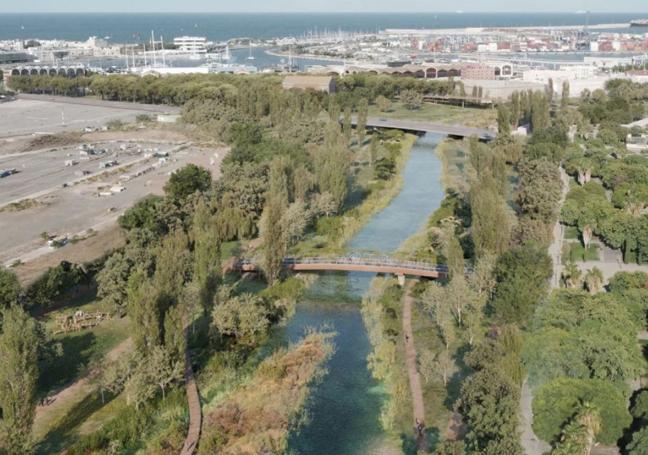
36 391 117 455
39 331 97 395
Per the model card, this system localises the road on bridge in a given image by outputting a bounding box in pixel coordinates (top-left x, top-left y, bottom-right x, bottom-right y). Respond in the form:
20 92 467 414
353 116 496 141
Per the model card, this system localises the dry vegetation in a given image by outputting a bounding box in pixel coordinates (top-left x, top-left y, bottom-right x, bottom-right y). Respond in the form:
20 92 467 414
23 132 84 152
198 332 335 455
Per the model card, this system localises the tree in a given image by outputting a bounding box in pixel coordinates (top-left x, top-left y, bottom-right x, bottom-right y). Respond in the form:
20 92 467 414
192 201 221 313
424 283 456 349
470 176 511 258
551 402 601 455
128 272 162 354
401 89 423 110
491 243 552 325
434 441 466 455
356 98 368 144
531 91 550 131
0 266 21 308
281 200 311 247
164 164 212 202
376 95 391 112
148 345 183 401
154 229 191 303
260 196 286 284
632 390 648 421
420 347 453 386
562 261 582 288
342 106 352 142
584 267 604 294
561 81 570 109
497 104 512 136
0 305 40 454
96 252 132 309
533 377 630 445
443 227 465 280
268 155 292 207
628 427 648 455
293 164 314 201
212 293 270 346
315 123 349 211
457 368 523 454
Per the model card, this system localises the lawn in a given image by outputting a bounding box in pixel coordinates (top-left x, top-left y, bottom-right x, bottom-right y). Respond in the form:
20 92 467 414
368 102 496 129
33 297 131 448
562 242 600 263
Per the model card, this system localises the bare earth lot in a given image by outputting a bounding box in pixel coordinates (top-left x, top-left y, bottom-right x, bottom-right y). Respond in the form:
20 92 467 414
0 95 179 137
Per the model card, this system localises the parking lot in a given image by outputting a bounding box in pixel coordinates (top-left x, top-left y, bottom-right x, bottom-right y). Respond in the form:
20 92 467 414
0 143 225 265
0 141 180 206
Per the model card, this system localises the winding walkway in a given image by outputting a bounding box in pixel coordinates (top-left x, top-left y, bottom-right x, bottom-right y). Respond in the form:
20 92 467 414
402 284 427 452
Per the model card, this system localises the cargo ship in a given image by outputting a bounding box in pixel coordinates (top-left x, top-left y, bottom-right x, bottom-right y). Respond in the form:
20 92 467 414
630 19 648 27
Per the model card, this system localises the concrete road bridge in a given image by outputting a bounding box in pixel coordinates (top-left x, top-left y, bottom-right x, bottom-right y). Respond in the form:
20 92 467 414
237 256 449 283
354 116 497 141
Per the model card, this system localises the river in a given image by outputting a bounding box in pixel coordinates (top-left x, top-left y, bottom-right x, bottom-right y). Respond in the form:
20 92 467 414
280 133 445 455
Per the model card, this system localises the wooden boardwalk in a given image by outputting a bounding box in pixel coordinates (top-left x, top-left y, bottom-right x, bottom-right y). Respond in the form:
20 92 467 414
180 338 202 455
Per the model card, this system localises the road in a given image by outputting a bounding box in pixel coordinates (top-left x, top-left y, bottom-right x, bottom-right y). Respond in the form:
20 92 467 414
355 116 496 141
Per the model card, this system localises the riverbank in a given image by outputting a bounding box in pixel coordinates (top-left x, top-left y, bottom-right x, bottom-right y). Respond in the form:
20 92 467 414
280 132 445 455
362 136 472 452
293 132 417 257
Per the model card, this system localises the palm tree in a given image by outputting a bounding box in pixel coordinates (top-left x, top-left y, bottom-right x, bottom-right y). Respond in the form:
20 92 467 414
584 267 604 294
562 261 582 289
552 402 601 455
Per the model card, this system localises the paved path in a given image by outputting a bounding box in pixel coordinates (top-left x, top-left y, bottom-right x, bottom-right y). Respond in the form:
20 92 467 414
402 284 427 452
520 379 551 455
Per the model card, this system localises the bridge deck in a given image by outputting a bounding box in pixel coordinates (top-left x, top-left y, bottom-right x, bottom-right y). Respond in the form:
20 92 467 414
354 116 496 141
238 257 448 279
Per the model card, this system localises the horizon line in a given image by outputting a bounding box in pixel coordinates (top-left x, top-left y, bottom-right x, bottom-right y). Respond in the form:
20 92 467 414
1 10 648 14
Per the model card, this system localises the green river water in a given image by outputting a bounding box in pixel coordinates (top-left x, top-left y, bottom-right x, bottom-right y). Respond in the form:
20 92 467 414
282 133 445 455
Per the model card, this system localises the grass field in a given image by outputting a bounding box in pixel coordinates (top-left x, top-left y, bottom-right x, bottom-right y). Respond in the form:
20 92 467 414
33 296 131 450
368 102 496 129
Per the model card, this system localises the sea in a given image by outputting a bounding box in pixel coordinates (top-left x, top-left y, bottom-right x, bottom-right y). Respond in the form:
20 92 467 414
0 12 647 43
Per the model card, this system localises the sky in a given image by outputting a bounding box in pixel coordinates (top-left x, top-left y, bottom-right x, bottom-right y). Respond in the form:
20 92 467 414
0 0 646 13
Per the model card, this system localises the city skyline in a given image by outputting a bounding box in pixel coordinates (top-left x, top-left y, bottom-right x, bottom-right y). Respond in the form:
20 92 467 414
0 0 647 13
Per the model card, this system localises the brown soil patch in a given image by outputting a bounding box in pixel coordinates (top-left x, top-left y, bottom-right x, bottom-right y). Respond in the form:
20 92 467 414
14 225 125 286
83 128 189 143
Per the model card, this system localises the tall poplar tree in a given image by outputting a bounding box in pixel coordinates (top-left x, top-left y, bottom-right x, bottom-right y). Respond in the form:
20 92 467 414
0 305 40 454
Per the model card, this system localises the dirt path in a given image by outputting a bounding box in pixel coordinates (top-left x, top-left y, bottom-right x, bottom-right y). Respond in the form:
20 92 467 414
32 337 133 441
402 284 427 452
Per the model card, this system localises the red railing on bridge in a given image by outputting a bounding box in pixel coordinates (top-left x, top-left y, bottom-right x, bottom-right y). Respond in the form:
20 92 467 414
237 256 449 279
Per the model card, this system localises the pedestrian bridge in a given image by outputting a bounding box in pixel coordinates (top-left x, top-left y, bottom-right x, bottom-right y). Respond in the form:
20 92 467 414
236 256 449 280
